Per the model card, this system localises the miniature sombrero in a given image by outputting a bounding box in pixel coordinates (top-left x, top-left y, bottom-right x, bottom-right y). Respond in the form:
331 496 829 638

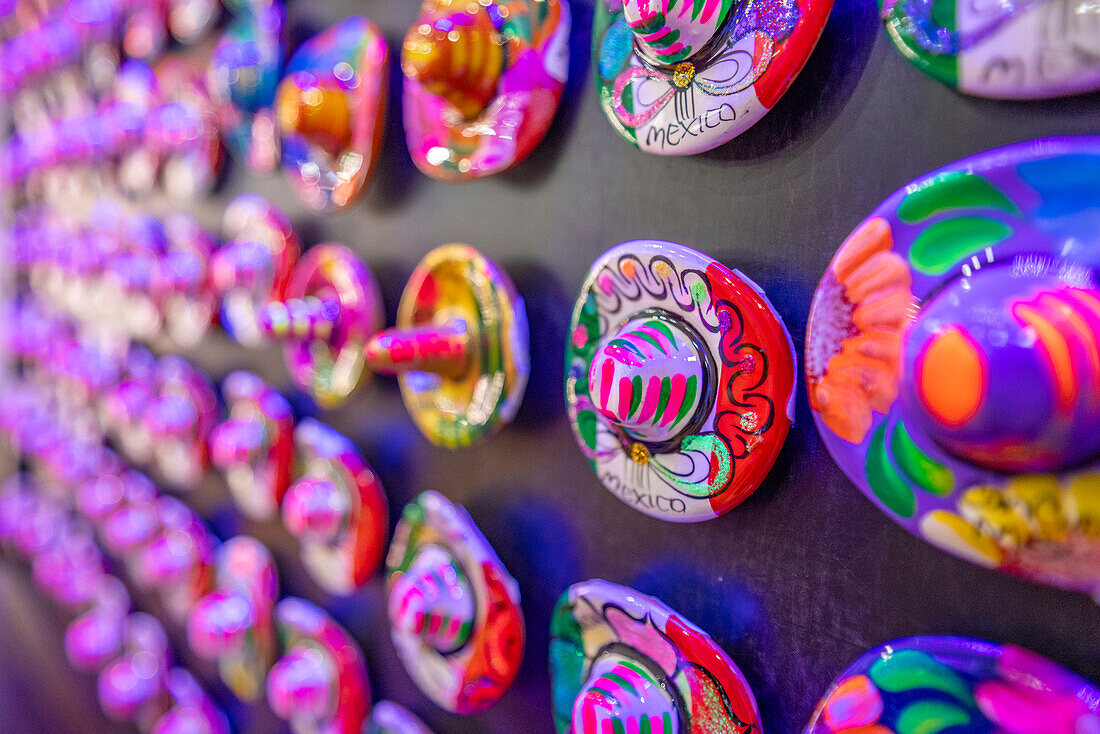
365 701 435 734
806 136 1100 601
550 579 761 734
880 0 1100 99
211 193 300 347
365 244 529 448
401 0 571 180
386 491 524 714
566 240 796 522
805 635 1100 733
276 16 388 212
594 0 833 155
208 0 285 172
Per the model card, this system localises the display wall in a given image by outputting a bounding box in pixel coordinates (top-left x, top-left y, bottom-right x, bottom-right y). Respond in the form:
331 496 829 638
3 0 1100 733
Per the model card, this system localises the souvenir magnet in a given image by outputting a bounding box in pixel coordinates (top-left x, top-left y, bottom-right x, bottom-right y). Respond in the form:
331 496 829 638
209 371 294 521
881 0 1100 99
805 137 1100 600
594 0 833 154
101 214 167 340
155 213 219 349
566 240 796 522
266 597 371 734
188 536 279 702
401 0 570 180
138 496 215 622
98 612 172 729
147 60 223 200
207 1 285 172
211 194 300 347
260 244 382 407
65 575 132 671
365 702 435 734
143 357 218 489
364 244 529 447
386 491 524 714
275 16 388 212
549 579 761 734
151 668 231 734
805 635 1100 733
284 418 388 594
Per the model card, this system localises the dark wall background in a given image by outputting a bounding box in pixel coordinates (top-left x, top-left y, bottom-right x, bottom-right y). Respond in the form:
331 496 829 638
3 1 1099 732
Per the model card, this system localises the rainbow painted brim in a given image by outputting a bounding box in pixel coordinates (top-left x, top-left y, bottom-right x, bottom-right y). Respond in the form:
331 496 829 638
806 136 1100 599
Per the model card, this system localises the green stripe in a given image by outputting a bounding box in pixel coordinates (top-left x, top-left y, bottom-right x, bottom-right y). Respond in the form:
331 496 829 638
652 377 671 424
609 338 646 360
603 671 638 698
634 330 666 354
646 319 676 344
629 375 644 417
673 374 697 426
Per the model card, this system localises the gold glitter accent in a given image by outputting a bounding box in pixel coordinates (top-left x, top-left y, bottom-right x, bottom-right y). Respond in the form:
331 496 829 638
654 262 672 280
630 443 650 465
672 62 695 88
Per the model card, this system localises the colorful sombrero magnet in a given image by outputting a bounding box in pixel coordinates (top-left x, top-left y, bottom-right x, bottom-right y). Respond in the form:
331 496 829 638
284 419 388 595
594 0 833 155
261 244 383 407
880 0 1100 99
365 701 435 734
266 597 371 734
566 240 796 522
400 0 571 181
207 0 285 172
275 16 388 212
211 193 300 347
549 579 762 734
365 244 529 448
805 635 1100 733
386 491 524 714
806 137 1100 600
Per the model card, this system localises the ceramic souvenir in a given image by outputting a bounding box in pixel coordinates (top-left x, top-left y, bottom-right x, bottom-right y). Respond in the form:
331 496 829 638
549 579 762 734
276 16 388 212
364 244 529 447
284 418 388 594
100 214 166 340
806 136 1100 600
137 496 215 622
566 240 796 522
208 0 285 172
365 702 435 734
155 213 219 349
266 597 370 734
151 668 230 734
147 60 223 200
401 0 571 180
142 357 218 489
98 612 172 729
65 575 131 671
593 0 833 154
166 0 221 45
188 536 279 702
211 194 300 347
261 244 382 407
209 371 294 521
805 635 1100 733
386 491 524 714
880 0 1100 99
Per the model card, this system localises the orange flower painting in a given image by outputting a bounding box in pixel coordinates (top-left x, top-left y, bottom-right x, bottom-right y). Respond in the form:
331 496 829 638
807 218 916 444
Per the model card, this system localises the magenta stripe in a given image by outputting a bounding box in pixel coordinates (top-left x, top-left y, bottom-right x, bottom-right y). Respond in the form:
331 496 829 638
637 376 660 423
661 374 686 426
617 377 633 421
699 0 722 23
654 42 686 57
637 25 672 42
605 343 643 366
600 358 614 407
636 324 673 353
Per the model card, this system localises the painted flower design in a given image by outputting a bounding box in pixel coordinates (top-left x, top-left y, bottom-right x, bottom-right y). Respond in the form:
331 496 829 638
807 217 915 444
919 473 1100 592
